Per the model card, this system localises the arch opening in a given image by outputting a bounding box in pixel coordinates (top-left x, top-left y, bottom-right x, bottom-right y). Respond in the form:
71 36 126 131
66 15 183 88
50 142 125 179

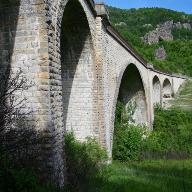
163 79 172 98
60 0 95 140
152 76 161 106
117 64 148 125
162 78 172 108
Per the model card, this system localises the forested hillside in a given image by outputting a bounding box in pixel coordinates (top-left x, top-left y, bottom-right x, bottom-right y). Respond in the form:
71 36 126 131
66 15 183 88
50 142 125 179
107 7 192 76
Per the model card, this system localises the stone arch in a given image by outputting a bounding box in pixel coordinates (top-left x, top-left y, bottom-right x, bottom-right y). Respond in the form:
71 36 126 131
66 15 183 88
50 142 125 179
117 64 148 125
59 0 96 140
152 75 161 105
109 63 148 157
45 0 97 185
163 78 172 98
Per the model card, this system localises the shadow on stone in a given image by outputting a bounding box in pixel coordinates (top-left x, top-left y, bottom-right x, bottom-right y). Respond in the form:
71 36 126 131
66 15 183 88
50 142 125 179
61 0 95 134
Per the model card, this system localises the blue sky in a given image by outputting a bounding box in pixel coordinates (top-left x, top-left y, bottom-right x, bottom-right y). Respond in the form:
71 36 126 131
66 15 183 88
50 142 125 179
97 0 192 14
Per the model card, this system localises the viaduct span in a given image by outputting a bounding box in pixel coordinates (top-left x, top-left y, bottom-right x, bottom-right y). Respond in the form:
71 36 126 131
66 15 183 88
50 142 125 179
0 0 186 185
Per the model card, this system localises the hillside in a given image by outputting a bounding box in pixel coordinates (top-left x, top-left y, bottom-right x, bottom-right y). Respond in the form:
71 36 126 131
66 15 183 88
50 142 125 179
171 79 192 110
107 7 192 76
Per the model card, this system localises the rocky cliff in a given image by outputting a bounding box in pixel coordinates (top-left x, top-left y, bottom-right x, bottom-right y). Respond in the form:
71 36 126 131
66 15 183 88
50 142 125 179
143 20 192 44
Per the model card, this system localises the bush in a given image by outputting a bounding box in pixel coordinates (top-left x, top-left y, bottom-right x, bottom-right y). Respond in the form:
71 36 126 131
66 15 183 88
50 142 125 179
113 102 192 161
113 124 144 161
0 166 54 192
0 70 59 192
64 133 107 191
142 107 192 157
113 101 145 161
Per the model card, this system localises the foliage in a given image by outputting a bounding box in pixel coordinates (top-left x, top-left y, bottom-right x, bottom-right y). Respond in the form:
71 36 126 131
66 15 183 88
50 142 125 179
113 124 144 161
0 166 55 192
0 70 57 192
113 101 192 161
113 101 145 161
64 132 107 191
142 107 192 157
0 69 43 171
107 6 192 76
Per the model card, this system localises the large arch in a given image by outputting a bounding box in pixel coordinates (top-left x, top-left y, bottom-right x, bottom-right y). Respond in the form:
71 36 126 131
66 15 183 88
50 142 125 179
60 0 96 140
109 64 148 157
44 0 97 185
152 75 161 105
117 64 148 125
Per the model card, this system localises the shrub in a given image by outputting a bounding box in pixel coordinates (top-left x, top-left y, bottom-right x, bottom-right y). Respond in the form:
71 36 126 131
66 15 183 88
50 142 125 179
64 132 107 191
113 102 192 161
0 165 55 192
113 124 144 161
142 107 192 158
0 70 57 192
113 101 145 161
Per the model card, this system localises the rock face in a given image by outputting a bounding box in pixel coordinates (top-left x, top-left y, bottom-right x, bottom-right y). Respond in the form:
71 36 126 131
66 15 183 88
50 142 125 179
143 20 192 44
173 22 192 30
155 46 167 60
143 21 174 44
182 23 191 30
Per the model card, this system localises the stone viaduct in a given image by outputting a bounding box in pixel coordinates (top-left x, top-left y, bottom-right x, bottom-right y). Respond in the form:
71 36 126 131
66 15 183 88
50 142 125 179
0 0 186 186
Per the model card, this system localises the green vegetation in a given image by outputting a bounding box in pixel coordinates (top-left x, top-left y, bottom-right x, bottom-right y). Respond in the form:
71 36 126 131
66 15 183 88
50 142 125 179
0 159 56 192
91 160 192 192
64 133 107 191
143 107 192 156
171 79 192 110
112 101 145 161
107 7 192 76
113 102 192 161
0 132 107 192
108 101 192 191
62 124 192 192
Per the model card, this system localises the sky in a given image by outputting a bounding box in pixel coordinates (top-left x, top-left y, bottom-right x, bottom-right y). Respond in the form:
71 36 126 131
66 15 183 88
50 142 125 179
97 0 192 14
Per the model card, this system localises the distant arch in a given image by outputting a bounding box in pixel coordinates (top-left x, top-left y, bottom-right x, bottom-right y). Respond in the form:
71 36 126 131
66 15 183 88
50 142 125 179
152 75 161 105
163 78 172 98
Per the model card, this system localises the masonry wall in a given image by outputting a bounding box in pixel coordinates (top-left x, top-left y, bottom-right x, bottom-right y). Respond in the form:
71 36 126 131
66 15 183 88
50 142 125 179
0 0 100 186
99 20 186 157
60 0 96 140
0 0 64 184
100 25 152 157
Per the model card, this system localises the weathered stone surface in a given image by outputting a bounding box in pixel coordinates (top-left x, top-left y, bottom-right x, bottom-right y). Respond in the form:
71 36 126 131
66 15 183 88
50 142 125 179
143 21 174 44
155 46 167 60
182 23 191 30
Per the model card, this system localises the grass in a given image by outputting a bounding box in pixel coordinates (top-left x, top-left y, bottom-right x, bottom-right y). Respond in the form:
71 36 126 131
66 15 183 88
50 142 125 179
87 160 192 192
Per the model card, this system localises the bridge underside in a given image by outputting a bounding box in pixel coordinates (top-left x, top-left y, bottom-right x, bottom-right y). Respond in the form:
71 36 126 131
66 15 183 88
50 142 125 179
118 64 148 125
61 0 96 140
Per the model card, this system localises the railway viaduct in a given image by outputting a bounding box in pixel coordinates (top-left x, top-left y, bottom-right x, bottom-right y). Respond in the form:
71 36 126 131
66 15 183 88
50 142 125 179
0 0 186 185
